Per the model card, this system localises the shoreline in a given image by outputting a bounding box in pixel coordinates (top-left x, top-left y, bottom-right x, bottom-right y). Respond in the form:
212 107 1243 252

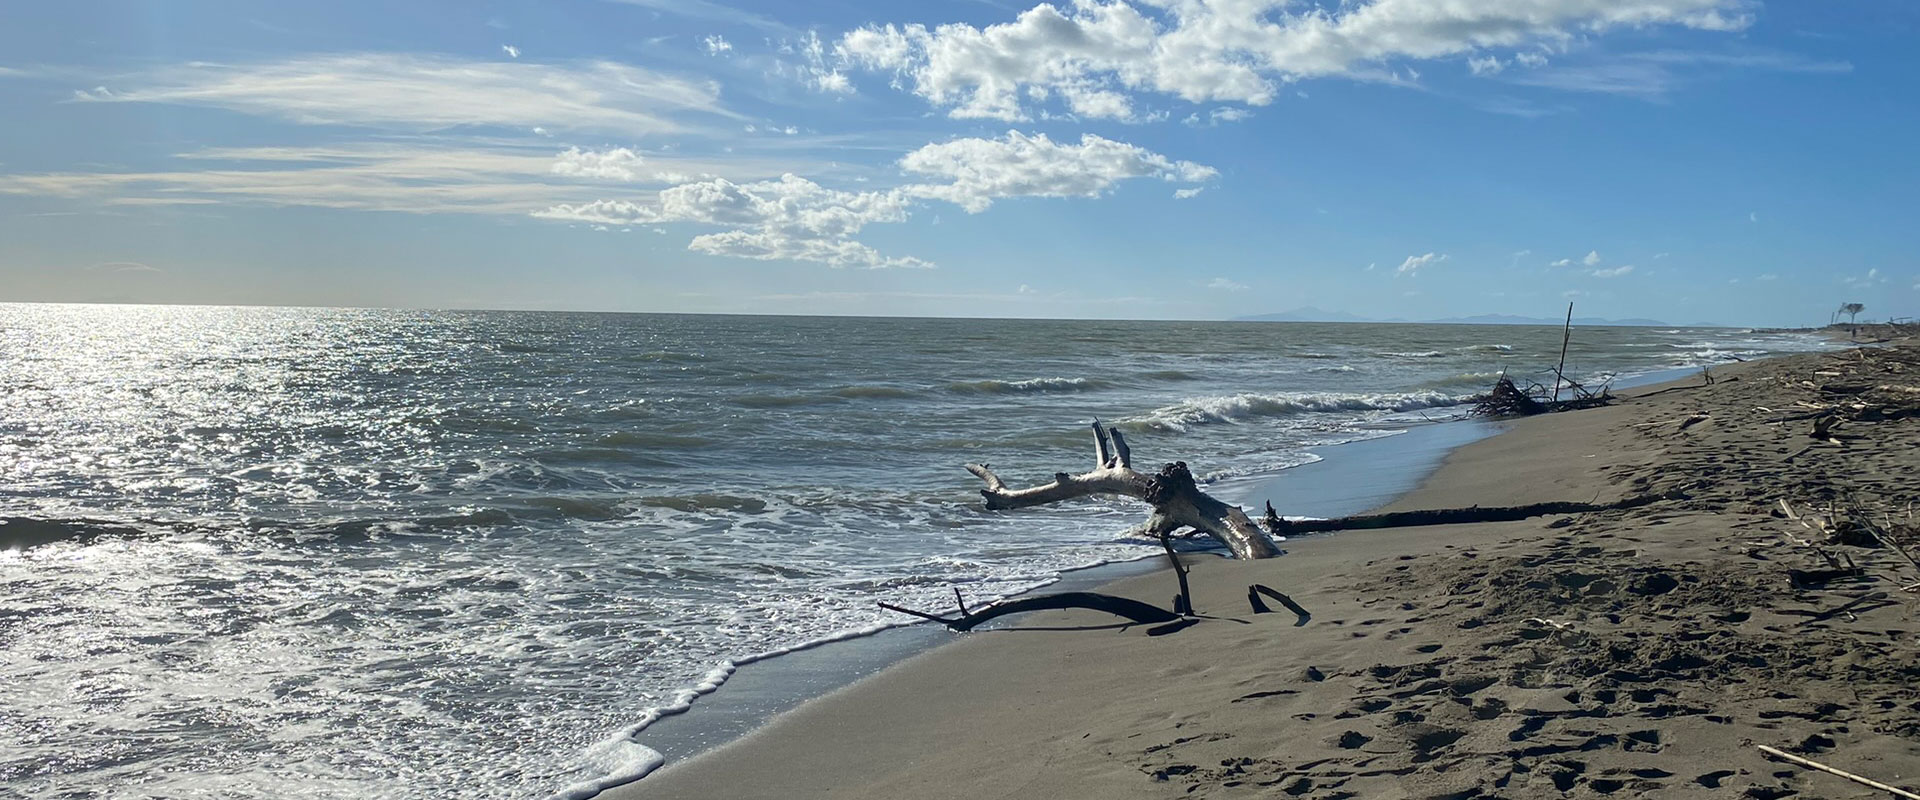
611 413 1506 783
610 343 1920 799
602 363 1733 788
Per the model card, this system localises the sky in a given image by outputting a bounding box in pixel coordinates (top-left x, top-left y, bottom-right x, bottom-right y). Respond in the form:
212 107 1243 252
1 1 1915 326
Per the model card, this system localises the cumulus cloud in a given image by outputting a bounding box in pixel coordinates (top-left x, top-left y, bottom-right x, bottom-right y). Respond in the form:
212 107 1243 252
539 174 923 268
551 147 646 181
1583 250 1602 266
77 53 734 134
1206 277 1247 291
1397 252 1448 276
834 0 1753 120
703 35 733 55
1173 187 1204 199
538 130 1214 268
898 130 1215 213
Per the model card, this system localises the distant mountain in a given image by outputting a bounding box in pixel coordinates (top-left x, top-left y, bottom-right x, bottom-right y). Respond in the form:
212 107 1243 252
1234 306 1374 323
1236 309 1679 327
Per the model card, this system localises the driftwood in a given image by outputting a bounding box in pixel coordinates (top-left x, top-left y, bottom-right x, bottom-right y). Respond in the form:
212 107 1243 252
1247 583 1311 624
1261 492 1681 537
1471 376 1612 418
1756 745 1920 799
879 592 1179 632
965 421 1280 560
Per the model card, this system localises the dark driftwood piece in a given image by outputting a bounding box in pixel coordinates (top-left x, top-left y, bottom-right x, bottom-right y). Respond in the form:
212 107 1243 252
1261 493 1679 537
966 420 1281 560
879 592 1180 632
1246 584 1312 625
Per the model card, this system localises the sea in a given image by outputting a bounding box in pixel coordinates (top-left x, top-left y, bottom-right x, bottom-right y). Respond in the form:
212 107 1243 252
0 304 1834 799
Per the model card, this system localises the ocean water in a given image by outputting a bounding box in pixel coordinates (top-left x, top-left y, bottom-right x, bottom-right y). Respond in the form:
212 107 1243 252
0 304 1832 799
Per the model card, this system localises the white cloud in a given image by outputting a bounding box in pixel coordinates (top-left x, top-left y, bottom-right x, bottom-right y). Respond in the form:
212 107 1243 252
898 130 1214 213
1583 250 1602 266
502 44 521 59
1468 56 1506 76
1590 265 1634 278
1396 252 1447 276
1514 52 1550 69
1841 268 1885 288
1182 106 1254 126
80 53 734 134
1652 251 1670 259
835 0 1753 120
539 174 924 268
1206 277 1247 291
538 130 1212 268
1173 187 1204 199
1548 258 1573 267
551 147 648 181
1756 272 1777 281
777 30 854 94
703 35 733 55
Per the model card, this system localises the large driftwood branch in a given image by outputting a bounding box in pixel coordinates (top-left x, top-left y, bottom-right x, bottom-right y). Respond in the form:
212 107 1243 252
965 421 1281 560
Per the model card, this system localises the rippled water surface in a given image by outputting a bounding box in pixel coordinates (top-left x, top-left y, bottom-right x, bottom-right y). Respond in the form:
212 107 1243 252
0 305 1830 798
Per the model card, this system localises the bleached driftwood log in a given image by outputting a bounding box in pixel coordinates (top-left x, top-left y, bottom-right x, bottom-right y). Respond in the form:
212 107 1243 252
964 421 1281 560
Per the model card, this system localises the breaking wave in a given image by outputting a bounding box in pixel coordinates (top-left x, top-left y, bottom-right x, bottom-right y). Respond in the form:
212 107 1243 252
1123 390 1470 432
943 377 1116 395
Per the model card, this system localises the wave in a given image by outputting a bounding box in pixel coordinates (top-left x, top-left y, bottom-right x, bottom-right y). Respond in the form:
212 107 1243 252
1139 369 1204 382
629 350 709 364
732 393 843 409
1380 350 1447 359
1295 352 1341 360
943 377 1116 395
596 431 714 448
1309 364 1357 373
1460 344 1514 353
1424 371 1506 389
637 493 770 514
829 385 920 400
0 516 145 549
1121 390 1470 432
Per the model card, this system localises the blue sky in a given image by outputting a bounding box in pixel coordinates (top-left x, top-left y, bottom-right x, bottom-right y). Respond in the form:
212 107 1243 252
1 0 1914 326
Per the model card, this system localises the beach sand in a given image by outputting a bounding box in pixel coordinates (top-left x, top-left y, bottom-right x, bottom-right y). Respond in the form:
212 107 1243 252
613 344 1920 800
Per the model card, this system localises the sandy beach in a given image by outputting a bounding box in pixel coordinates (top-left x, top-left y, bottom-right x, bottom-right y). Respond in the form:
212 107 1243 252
610 341 1920 800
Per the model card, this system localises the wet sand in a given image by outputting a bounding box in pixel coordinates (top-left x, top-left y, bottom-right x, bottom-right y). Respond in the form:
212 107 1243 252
613 344 1920 799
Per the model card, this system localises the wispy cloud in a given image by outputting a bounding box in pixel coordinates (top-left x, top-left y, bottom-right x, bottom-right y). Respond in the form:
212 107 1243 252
1396 252 1447 276
1506 48 1851 98
1206 277 1247 291
603 0 789 32
0 143 804 215
76 54 739 134
1590 265 1634 278
501 44 520 59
